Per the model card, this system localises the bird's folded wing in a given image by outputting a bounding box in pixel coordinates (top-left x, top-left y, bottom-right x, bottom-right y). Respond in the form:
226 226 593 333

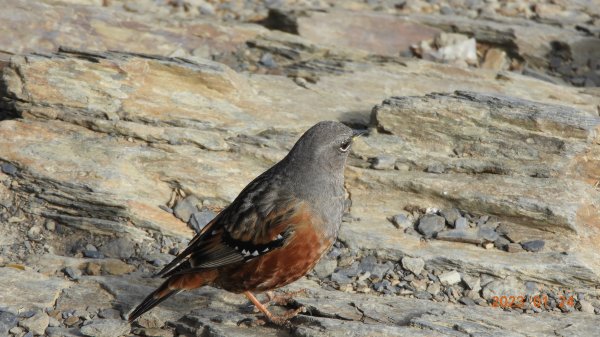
155 171 311 278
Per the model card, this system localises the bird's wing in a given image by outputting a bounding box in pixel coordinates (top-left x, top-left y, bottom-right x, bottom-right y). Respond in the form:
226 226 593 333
155 169 310 278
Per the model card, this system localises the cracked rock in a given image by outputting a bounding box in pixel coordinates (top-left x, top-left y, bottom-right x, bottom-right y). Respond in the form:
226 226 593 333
19 311 49 336
80 319 129 337
402 257 425 276
438 270 461 285
417 214 445 238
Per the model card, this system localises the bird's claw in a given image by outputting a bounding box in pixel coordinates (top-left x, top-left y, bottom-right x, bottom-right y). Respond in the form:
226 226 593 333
239 306 305 328
265 288 309 306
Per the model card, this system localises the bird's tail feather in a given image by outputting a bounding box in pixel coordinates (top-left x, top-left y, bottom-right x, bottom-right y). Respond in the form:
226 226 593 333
129 270 217 322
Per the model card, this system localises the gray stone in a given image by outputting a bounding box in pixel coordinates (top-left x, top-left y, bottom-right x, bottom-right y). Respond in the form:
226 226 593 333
435 229 484 245
83 250 103 259
19 311 49 336
97 308 121 320
402 257 425 275
454 217 468 229
478 227 499 242
26 226 42 241
0 311 18 336
441 208 461 226
173 195 200 223
521 240 545 252
494 236 510 250
439 270 461 285
0 163 17 176
259 52 277 68
99 237 135 259
459 297 476 306
44 220 56 231
0 267 69 310
48 316 60 327
313 258 337 279
46 327 82 337
578 300 595 314
371 155 396 170
415 291 432 300
462 274 481 292
63 267 82 280
331 272 352 285
80 319 129 337
426 282 440 295
9 326 23 335
506 243 525 253
417 214 445 238
388 213 413 229
189 209 216 234
482 276 525 300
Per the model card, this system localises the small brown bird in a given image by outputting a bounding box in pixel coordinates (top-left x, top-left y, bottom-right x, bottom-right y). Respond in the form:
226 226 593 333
129 121 360 324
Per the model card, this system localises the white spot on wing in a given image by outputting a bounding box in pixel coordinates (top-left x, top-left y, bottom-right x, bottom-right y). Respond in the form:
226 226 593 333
276 234 283 240
252 250 259 256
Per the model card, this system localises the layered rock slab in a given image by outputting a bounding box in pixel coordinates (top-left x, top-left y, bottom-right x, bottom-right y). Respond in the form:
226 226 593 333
343 91 600 290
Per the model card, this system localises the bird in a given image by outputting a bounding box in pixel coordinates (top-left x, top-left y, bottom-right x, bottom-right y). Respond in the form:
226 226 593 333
128 121 362 325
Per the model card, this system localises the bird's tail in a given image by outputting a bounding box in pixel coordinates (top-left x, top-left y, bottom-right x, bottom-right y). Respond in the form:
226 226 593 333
128 270 218 322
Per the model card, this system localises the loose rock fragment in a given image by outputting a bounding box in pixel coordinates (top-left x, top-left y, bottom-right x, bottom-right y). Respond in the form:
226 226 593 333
388 212 413 229
521 240 545 252
19 311 49 336
401 257 425 275
80 319 129 337
441 208 461 226
439 270 461 285
417 214 445 238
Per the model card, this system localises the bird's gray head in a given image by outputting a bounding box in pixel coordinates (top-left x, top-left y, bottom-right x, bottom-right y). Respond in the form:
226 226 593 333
284 121 359 174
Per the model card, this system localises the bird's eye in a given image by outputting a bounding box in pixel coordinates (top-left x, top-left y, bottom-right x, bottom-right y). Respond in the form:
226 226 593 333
339 139 352 152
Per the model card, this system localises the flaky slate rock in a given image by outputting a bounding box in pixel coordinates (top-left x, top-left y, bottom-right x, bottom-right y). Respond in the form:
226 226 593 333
0 267 70 310
0 0 265 57
417 214 445 238
80 319 129 337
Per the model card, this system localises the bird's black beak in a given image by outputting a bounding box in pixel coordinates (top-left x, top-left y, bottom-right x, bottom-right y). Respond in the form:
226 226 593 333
352 129 367 139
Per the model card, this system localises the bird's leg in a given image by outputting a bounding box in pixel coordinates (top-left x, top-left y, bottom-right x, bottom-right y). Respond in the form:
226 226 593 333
265 288 308 307
242 291 304 326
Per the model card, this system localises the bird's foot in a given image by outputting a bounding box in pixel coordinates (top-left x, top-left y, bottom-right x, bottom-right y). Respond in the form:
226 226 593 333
237 317 267 327
239 306 305 328
265 288 309 307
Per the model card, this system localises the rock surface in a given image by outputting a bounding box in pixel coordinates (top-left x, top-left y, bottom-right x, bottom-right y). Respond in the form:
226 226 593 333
0 0 599 337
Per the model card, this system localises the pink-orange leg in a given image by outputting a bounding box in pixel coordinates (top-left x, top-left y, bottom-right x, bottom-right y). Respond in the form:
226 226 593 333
243 291 304 326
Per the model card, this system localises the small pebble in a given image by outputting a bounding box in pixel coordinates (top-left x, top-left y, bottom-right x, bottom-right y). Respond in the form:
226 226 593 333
506 243 525 253
441 208 461 226
494 236 510 250
478 227 499 242
459 297 476 306
64 315 79 326
521 240 545 252
0 163 17 176
417 214 445 238
259 53 277 68
63 267 82 280
401 257 425 275
83 250 103 259
371 155 396 170
44 220 56 231
189 209 216 234
439 270 461 285
579 300 595 313
454 217 468 229
27 226 43 241
389 213 413 229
